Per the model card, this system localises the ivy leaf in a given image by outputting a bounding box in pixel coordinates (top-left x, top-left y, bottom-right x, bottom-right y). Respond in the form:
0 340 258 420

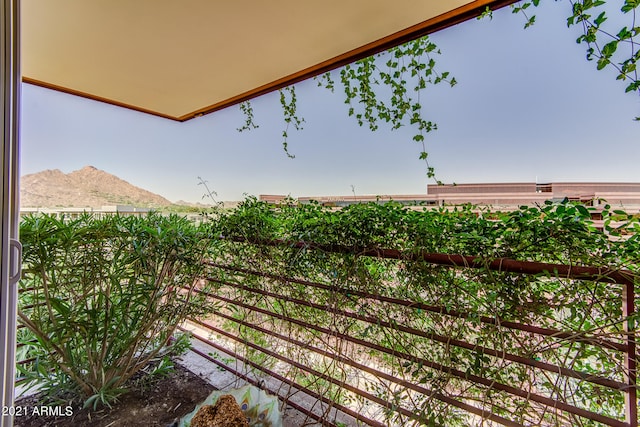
597 58 610 70
621 0 640 13
478 6 493 20
524 15 536 29
601 40 618 57
617 26 632 40
593 11 607 27
625 80 640 92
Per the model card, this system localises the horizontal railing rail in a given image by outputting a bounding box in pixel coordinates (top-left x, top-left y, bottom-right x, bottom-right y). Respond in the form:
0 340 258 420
190 285 629 427
187 237 637 427
203 273 625 390
223 237 637 286
177 325 352 427
206 262 627 352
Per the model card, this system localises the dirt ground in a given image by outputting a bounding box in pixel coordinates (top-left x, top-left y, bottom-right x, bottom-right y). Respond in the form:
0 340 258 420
14 362 215 427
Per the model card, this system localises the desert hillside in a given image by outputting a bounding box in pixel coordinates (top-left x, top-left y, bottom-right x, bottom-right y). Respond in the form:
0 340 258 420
21 166 173 208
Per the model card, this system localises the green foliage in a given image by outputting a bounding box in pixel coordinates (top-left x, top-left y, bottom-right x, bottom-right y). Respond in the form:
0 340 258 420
238 1 639 177
204 199 638 425
211 197 636 261
514 0 640 118
319 38 454 180
237 37 454 178
237 101 259 132
279 86 305 158
17 213 217 408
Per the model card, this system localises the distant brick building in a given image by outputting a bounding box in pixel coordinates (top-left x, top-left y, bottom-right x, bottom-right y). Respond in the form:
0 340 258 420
426 182 640 209
260 182 640 211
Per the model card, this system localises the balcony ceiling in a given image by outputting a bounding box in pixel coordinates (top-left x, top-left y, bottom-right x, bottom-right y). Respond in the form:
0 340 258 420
21 0 514 121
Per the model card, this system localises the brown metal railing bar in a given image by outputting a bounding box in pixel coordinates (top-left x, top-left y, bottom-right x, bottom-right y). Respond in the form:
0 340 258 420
222 237 636 286
180 326 383 427
206 277 626 391
201 291 628 427
16 339 38 350
184 346 341 427
194 320 454 426
623 282 638 427
16 357 36 366
178 334 341 427
193 313 525 427
207 262 627 352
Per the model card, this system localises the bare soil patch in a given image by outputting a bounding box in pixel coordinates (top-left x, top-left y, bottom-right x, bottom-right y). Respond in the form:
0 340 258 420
14 362 214 427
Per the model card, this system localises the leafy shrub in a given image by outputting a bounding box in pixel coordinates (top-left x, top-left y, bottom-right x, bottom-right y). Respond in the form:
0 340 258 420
204 198 639 425
18 213 216 408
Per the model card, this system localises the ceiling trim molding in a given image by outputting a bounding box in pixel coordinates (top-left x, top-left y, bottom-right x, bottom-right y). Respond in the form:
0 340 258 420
22 77 182 121
23 0 518 122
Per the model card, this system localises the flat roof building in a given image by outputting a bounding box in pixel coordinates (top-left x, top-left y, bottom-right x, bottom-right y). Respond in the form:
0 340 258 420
260 182 640 211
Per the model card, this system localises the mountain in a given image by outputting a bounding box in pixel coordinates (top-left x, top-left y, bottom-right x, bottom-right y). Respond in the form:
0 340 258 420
20 166 173 208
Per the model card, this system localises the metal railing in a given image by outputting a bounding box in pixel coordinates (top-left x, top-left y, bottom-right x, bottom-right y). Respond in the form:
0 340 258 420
184 238 638 427
14 236 638 426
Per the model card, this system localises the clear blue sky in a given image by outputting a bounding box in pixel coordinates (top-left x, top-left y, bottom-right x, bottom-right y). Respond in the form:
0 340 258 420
20 1 639 203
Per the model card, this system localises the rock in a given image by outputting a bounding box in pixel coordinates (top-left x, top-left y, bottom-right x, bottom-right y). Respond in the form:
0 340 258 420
190 395 249 427
20 166 173 208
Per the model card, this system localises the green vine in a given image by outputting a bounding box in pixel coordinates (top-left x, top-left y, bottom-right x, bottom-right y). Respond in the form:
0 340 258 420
279 86 305 159
514 0 640 119
511 0 541 28
204 198 639 425
237 0 640 173
237 101 259 132
323 37 456 180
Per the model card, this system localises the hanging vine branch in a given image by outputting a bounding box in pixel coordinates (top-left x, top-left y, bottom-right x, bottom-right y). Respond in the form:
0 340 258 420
237 0 639 174
279 86 305 159
570 0 639 93
317 37 456 180
514 0 640 119
236 36 454 177
237 101 259 132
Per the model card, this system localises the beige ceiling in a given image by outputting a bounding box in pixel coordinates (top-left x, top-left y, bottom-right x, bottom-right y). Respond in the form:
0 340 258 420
21 0 515 121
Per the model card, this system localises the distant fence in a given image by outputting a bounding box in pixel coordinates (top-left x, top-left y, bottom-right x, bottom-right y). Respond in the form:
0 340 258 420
185 237 638 427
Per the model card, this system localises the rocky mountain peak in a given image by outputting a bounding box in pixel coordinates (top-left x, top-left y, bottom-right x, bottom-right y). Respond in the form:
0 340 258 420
21 166 173 208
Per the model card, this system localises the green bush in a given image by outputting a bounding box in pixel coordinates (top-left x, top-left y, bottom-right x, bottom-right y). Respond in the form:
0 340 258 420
205 199 639 425
18 213 216 408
